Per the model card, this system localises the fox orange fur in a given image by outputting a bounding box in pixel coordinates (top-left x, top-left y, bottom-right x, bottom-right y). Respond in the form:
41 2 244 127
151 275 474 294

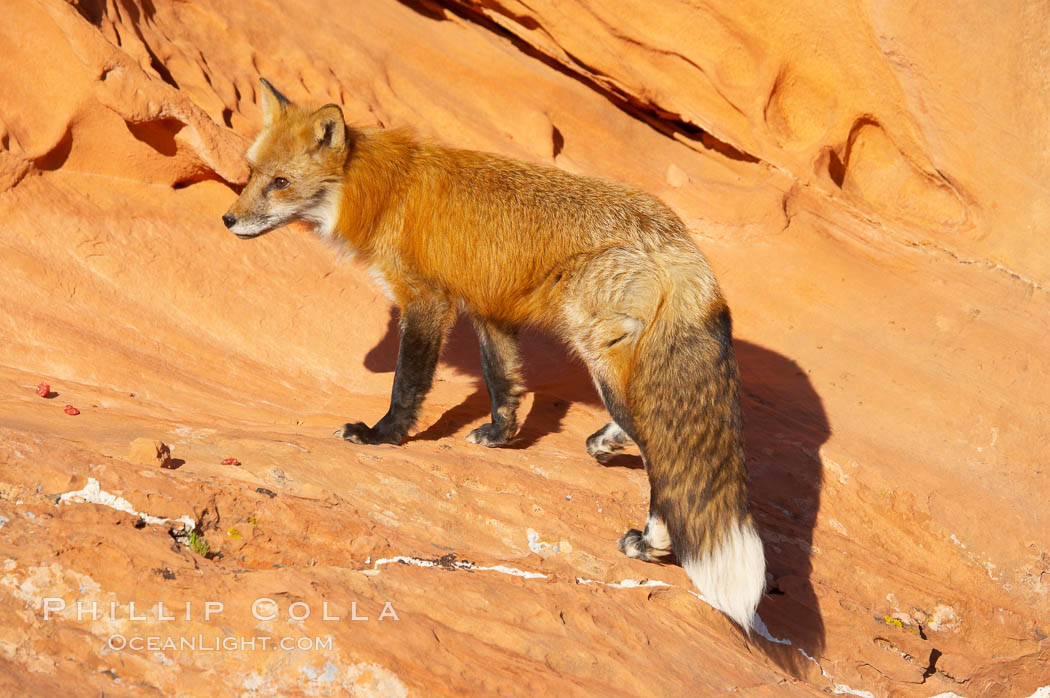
223 79 766 632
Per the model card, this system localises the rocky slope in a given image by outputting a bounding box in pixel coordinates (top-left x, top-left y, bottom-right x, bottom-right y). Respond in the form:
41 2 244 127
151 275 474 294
0 0 1047 695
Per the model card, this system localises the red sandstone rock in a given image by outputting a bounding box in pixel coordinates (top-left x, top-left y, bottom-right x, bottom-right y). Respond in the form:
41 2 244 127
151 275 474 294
0 1 1047 696
128 438 173 469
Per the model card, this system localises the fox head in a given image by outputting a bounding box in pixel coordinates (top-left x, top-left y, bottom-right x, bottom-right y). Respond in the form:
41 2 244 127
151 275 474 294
222 79 348 239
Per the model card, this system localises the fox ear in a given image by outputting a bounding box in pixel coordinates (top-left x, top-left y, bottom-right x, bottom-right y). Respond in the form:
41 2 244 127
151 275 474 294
313 104 346 151
258 78 291 125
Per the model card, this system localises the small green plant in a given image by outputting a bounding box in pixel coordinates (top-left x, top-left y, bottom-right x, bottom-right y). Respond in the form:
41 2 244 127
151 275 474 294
881 615 920 634
188 528 210 558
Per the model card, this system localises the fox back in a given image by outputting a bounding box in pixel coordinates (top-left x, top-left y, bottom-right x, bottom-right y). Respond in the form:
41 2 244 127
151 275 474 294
223 80 766 634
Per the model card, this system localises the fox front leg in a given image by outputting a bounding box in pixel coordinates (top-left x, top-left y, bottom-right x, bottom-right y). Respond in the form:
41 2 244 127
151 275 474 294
466 318 524 447
337 297 453 445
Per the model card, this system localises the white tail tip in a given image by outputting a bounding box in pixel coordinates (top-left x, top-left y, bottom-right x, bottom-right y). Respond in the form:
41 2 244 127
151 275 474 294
683 518 766 633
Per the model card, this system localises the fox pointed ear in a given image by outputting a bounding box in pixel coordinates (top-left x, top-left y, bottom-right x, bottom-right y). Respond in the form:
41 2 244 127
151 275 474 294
313 104 347 151
258 78 291 125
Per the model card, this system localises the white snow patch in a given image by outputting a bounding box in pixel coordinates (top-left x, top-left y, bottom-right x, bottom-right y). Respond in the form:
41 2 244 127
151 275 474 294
687 589 788 649
797 646 878 698
576 577 670 590
57 478 194 529
481 564 547 579
799 648 828 676
367 550 877 698
371 556 546 580
752 613 791 645
526 529 560 554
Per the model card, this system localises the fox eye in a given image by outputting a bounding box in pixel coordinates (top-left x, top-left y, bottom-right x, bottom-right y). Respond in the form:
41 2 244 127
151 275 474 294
272 176 290 190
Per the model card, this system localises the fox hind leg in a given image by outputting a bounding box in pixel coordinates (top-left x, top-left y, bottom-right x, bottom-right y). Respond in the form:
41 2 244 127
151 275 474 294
562 248 657 462
618 512 674 561
586 421 631 463
466 317 524 447
594 377 674 561
561 251 677 557
590 377 675 562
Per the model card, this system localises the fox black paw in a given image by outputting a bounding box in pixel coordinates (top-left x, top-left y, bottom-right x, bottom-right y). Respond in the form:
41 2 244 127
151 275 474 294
617 528 653 561
587 442 615 464
586 423 627 464
335 422 382 444
465 422 512 448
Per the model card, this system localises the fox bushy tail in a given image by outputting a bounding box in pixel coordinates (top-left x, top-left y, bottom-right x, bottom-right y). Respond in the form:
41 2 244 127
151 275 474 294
627 281 766 633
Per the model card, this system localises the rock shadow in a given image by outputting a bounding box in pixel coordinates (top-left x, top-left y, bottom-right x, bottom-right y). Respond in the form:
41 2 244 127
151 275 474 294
364 307 828 667
364 308 601 448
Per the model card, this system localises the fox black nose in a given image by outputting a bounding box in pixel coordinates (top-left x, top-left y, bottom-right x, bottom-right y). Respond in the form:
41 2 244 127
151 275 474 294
222 214 236 229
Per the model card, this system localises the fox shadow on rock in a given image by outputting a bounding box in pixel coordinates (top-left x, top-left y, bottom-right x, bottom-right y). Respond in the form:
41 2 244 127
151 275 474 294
734 341 829 669
363 307 828 667
364 309 609 452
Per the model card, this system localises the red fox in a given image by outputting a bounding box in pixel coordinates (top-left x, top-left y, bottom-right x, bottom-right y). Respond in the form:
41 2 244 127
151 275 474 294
223 79 766 632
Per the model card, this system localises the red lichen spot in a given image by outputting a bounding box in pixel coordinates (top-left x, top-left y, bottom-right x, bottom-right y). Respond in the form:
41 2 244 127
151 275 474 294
221 458 240 466
63 404 80 416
